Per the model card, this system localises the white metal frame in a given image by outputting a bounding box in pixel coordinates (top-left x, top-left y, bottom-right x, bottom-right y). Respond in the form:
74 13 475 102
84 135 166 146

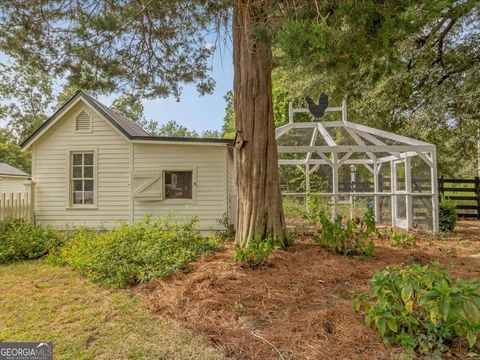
277 101 439 232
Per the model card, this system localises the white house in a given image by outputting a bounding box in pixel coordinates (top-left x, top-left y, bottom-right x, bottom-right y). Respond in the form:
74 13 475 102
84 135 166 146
21 91 234 231
0 163 31 192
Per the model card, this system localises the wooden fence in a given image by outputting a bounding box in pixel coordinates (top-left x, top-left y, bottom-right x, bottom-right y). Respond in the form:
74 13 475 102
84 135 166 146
439 177 480 219
0 191 34 223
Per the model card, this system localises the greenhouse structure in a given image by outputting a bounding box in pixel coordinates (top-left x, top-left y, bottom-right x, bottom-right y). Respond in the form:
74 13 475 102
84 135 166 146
276 101 439 232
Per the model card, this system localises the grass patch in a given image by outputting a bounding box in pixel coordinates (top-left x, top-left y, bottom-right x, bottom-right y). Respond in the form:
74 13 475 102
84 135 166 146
0 260 223 360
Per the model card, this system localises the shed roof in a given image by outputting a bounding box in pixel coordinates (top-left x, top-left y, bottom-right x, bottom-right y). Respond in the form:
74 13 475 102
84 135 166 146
0 163 30 178
81 92 150 137
21 91 233 149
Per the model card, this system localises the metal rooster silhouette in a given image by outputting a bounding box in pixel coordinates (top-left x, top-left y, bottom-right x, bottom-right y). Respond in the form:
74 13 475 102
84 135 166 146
305 94 329 120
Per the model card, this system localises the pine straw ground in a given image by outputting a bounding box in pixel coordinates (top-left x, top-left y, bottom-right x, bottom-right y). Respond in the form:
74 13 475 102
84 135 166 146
139 221 480 360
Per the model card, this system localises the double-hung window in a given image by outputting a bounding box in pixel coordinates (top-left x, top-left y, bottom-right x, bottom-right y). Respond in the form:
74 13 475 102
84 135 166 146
71 152 95 206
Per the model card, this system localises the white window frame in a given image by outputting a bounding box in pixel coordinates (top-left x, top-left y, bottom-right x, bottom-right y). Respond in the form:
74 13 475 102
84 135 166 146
66 149 98 209
162 167 197 204
74 109 93 134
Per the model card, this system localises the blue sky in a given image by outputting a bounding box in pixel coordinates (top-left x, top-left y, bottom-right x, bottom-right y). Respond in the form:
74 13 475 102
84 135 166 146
98 50 234 133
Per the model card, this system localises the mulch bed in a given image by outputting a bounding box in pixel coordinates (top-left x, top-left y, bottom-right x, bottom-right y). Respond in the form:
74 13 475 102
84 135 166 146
138 221 480 360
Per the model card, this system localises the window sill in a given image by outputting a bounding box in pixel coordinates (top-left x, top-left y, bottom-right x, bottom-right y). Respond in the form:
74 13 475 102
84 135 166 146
162 198 195 205
65 205 98 210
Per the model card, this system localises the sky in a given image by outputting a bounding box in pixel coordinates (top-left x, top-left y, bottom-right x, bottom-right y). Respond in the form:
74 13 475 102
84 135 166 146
98 50 234 134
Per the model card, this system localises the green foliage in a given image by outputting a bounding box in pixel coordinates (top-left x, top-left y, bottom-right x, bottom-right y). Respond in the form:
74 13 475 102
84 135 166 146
222 80 299 139
0 220 62 264
0 1 227 99
439 199 457 232
282 197 306 219
0 141 31 173
388 230 416 249
303 194 330 224
157 120 199 138
234 237 274 269
275 0 480 177
221 91 236 139
315 209 376 258
216 213 235 240
0 63 52 142
57 217 220 288
353 262 480 357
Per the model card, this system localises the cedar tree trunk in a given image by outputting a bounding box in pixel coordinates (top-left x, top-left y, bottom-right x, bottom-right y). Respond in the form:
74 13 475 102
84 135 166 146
232 1 287 247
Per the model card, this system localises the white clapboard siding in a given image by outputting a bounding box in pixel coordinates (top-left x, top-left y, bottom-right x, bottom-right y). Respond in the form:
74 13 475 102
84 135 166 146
0 177 28 193
133 143 228 230
226 148 235 224
32 101 131 228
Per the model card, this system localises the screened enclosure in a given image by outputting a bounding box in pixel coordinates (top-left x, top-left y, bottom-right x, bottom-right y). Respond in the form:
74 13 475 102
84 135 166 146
277 101 439 232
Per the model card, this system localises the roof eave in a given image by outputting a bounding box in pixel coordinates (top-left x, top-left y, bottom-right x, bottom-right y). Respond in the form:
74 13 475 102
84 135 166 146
131 136 234 146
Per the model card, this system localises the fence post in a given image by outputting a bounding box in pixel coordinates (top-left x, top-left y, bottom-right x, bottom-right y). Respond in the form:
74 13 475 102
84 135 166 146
23 180 35 224
475 176 480 220
438 176 444 198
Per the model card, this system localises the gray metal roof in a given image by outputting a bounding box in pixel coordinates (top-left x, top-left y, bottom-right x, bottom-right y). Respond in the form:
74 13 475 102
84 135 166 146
0 163 30 178
81 92 150 137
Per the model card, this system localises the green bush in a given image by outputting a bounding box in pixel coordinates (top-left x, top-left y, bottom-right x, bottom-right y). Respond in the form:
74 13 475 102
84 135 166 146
303 194 330 224
439 199 457 232
315 209 376 258
353 262 480 357
0 220 62 264
216 213 235 240
282 197 306 220
388 229 416 249
58 217 221 288
234 237 274 269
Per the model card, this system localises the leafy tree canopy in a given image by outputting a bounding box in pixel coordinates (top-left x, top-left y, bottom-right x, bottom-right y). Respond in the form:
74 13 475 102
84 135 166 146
273 0 480 176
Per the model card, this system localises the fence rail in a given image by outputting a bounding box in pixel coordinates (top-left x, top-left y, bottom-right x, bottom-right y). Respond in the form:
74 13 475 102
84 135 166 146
0 192 34 223
439 177 480 219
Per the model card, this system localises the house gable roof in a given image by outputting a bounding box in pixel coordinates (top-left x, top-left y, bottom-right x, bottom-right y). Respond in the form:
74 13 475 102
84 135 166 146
0 163 30 178
21 90 232 149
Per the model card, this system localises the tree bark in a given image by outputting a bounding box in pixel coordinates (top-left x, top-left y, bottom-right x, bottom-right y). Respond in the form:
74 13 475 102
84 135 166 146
232 0 287 247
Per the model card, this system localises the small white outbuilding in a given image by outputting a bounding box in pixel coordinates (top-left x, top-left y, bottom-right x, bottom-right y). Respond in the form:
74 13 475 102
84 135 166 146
21 91 235 231
0 163 30 193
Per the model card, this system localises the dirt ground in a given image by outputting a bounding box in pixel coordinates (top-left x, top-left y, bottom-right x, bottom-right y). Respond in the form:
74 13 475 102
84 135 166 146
139 221 480 360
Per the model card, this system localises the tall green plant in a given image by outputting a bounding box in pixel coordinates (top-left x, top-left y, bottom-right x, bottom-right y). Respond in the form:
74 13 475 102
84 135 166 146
439 199 457 232
316 209 376 258
353 262 480 357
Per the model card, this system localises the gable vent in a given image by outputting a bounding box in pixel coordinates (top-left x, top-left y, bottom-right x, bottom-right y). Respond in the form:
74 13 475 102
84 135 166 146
75 111 91 131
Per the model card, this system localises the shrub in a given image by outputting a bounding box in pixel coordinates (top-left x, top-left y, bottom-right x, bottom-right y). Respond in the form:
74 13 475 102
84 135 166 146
216 213 235 240
353 262 480 357
303 194 330 224
388 230 416 249
234 237 274 269
282 197 305 220
439 199 457 232
0 220 62 264
315 209 377 259
58 216 221 288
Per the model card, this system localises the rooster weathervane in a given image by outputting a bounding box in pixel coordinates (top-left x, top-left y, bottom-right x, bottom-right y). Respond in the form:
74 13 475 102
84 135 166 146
305 93 329 120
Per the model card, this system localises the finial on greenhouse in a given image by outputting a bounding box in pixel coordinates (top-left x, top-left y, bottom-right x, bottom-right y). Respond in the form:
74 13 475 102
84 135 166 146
305 94 329 120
